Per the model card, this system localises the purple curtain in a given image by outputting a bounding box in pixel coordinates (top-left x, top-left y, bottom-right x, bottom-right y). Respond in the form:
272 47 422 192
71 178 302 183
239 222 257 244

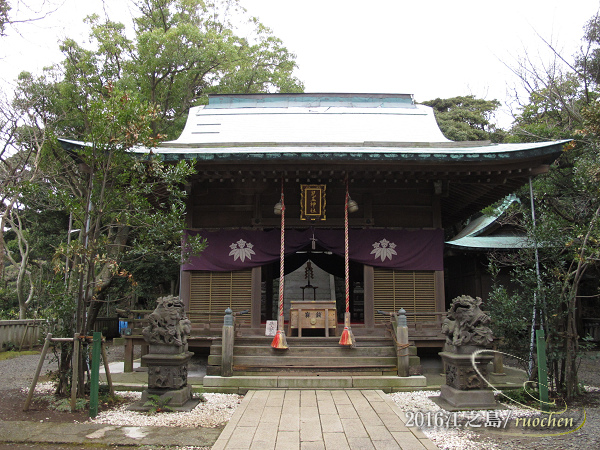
183 228 443 272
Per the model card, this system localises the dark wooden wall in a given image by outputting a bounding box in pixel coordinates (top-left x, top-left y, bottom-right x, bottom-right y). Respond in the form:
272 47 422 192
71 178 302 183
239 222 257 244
188 178 439 230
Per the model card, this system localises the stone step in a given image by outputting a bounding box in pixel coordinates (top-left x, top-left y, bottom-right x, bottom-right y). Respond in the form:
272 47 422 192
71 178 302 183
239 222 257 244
217 336 395 347
208 353 421 367
230 368 400 376
210 345 397 357
207 354 398 367
205 365 399 376
207 335 421 377
202 374 427 393
212 337 417 353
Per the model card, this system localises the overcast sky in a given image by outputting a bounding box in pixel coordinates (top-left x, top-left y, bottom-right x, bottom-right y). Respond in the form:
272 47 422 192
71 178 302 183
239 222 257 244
2 0 600 127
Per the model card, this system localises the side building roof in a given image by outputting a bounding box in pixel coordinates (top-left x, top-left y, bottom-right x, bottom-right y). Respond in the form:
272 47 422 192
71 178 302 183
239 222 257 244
446 197 530 251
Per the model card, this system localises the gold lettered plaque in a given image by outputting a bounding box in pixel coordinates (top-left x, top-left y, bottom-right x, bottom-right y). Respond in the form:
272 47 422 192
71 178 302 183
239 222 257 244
300 184 326 221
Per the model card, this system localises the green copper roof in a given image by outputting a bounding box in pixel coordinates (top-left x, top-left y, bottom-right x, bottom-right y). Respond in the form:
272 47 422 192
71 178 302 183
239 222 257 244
145 141 568 164
206 93 416 109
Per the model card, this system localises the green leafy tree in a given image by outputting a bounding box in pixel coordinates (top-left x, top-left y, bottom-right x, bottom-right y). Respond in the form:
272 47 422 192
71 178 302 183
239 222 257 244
421 95 506 143
8 0 303 395
56 0 303 139
0 0 61 37
6 0 302 319
488 15 600 400
508 73 587 143
0 0 9 35
33 82 202 395
0 86 50 318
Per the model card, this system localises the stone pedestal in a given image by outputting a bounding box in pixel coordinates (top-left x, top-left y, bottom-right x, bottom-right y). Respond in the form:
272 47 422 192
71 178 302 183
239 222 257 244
129 295 198 412
129 346 199 412
432 349 499 411
436 385 496 410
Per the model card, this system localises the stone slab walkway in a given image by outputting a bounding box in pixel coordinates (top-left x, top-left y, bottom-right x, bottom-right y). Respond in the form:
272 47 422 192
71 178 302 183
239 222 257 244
0 419 222 447
212 389 437 449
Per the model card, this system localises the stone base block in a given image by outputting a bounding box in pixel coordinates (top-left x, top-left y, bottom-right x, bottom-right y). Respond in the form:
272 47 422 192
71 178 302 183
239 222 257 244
143 351 194 390
278 376 353 389
432 385 498 411
353 376 427 389
129 385 199 412
149 343 189 354
203 375 279 389
202 375 427 391
439 351 494 390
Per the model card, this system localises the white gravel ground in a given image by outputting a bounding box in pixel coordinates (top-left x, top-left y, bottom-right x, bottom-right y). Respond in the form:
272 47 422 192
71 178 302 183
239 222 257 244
390 390 506 450
25 381 594 449
22 382 243 429
89 392 243 428
7 349 600 449
389 388 596 450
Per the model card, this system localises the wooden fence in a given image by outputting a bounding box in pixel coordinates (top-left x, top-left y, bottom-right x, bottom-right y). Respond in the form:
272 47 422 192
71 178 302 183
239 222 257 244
92 317 120 339
0 320 45 350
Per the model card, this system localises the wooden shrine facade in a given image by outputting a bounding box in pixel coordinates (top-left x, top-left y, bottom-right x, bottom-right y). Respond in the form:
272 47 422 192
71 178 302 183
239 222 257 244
175 142 565 347
124 93 567 349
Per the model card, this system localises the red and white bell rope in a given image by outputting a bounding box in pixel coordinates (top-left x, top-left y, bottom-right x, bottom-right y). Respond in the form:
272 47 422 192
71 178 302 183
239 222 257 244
339 178 355 347
272 177 288 349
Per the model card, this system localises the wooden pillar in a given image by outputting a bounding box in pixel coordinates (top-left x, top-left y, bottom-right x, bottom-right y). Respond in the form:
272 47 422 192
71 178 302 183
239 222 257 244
124 337 134 373
24 333 52 411
100 341 114 396
140 343 149 367
251 266 261 329
265 264 274 320
435 271 445 319
364 265 375 329
180 269 191 310
432 188 442 228
432 188 445 318
184 182 193 228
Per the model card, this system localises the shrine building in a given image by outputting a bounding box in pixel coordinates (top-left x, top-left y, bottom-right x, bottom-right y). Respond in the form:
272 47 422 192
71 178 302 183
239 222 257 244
141 93 565 350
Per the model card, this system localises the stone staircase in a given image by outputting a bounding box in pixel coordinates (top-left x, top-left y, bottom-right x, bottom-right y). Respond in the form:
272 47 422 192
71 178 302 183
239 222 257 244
203 336 425 392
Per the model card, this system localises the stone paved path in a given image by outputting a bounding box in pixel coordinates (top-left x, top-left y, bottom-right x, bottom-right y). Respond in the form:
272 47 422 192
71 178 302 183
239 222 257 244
213 389 437 449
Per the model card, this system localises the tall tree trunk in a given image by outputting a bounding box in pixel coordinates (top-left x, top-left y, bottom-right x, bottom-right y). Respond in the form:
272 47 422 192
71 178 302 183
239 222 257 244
565 303 579 399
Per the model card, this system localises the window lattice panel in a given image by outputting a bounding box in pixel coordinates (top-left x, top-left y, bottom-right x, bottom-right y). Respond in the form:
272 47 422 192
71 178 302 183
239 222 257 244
189 270 252 324
373 269 435 323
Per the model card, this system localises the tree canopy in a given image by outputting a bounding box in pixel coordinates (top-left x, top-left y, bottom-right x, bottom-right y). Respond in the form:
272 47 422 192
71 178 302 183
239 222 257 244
0 0 9 35
1 0 304 395
1 0 302 323
485 15 600 400
50 0 303 139
421 95 506 143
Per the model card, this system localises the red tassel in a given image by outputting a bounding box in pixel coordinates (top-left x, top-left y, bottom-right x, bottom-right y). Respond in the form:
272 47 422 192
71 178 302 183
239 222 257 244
339 326 355 347
271 329 288 349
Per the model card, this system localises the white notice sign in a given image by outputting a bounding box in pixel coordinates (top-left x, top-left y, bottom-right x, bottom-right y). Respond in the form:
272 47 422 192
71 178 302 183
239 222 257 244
265 320 277 336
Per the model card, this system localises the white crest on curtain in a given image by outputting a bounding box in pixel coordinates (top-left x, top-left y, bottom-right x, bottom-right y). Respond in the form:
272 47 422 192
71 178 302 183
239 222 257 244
229 239 256 262
371 239 397 262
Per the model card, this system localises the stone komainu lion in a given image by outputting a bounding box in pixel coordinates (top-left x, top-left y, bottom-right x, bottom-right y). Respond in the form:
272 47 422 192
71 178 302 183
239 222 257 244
441 295 494 348
142 295 192 346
